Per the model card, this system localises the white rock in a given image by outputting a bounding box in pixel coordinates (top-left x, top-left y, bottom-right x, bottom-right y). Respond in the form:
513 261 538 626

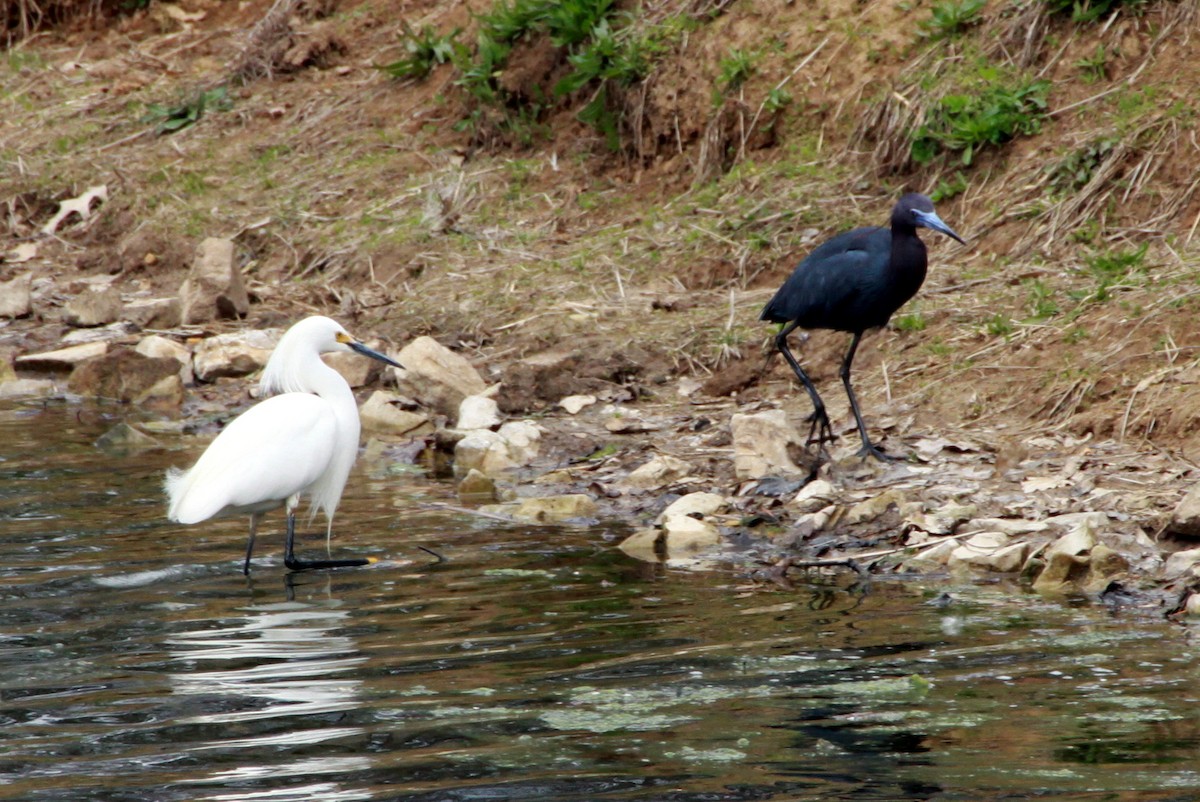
559 394 597 415
179 237 248 324
324 349 375 388
1165 547 1200 580
136 335 193 385
730 409 805 479
0 272 32 318
360 390 432 436
655 492 726 525
192 328 280 382
453 420 541 476
787 478 836 513
63 286 122 328
457 394 501 430
0 377 58 398
508 494 597 524
394 335 486 416
622 455 692 490
661 515 721 556
16 341 108 371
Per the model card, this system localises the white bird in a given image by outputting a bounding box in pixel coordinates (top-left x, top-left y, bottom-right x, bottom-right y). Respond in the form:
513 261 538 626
166 316 403 573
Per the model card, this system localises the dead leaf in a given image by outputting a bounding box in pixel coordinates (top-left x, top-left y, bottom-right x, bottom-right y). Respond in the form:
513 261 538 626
42 185 107 235
4 242 37 263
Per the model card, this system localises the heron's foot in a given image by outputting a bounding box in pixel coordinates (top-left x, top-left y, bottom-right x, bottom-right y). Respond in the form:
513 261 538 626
284 555 373 571
804 410 836 448
856 441 902 463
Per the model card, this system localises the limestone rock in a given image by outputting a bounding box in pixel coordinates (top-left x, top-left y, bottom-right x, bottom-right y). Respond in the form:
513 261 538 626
394 335 486 417
506 494 597 524
905 502 977 535
1168 483 1200 539
906 538 960 569
0 377 58 398
1084 544 1129 592
359 390 433 436
123 296 181 329
64 286 122 328
618 528 663 562
845 488 907 526
621 454 692 491
965 517 1051 537
662 514 721 557
0 273 32 318
192 328 279 382
135 335 192 385
731 409 805 479
1164 546 1200 580
453 420 541 476
324 348 378 388
16 341 108 371
655 492 726 525
559 394 597 414
457 468 498 503
62 321 137 345
67 347 184 405
787 479 837 514
949 531 1029 573
179 237 249 323
457 394 501 430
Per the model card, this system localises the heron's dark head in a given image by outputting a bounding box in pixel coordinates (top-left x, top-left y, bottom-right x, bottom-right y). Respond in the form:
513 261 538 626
894 193 965 244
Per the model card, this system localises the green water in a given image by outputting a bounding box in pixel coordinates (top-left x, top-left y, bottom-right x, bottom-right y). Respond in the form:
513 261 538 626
2 400 1199 801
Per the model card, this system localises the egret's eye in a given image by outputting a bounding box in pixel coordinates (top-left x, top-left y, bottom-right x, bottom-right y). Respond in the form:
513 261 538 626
335 332 352 345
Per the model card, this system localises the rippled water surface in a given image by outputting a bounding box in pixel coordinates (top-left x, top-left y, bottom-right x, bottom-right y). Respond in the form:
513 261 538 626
4 400 1200 801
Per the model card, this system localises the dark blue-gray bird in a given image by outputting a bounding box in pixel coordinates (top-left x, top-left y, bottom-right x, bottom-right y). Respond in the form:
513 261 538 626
761 193 965 461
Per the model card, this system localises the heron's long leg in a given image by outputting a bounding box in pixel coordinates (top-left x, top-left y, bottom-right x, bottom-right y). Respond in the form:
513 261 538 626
283 508 371 572
838 332 898 462
775 322 834 448
242 513 262 575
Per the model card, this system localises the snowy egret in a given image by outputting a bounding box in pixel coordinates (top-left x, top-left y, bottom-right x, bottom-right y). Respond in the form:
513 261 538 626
166 316 403 573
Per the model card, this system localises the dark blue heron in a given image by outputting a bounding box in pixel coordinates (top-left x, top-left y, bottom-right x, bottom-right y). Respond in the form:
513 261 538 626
761 193 965 461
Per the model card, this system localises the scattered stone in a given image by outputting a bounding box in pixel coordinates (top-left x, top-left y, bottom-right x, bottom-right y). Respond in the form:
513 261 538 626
787 479 836 514
63 286 122 328
560 394 597 415
359 390 433 436
906 538 960 569
179 237 249 323
0 273 32 318
324 348 377 388
191 328 279 382
604 409 661 433
94 422 159 453
123 296 182 329
1185 593 1200 618
844 488 907 526
1167 482 1200 539
949 532 1028 573
730 410 805 479
453 420 541 477
67 348 184 405
62 321 138 345
457 468 498 503
964 517 1051 537
0 377 58 398
905 502 977 535
618 528 663 562
16 341 108 371
662 514 721 557
394 336 486 418
1164 546 1200 580
135 335 193 385
1085 544 1129 592
655 492 726 525
457 394 501 430
622 454 692 491
491 493 597 524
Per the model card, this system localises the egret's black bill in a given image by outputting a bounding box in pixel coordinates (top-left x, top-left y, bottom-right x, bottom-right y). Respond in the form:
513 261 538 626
350 341 404 369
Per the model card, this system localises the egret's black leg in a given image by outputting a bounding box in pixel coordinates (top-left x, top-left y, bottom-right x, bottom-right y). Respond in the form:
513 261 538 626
838 332 897 462
775 322 835 448
243 514 261 575
283 511 371 571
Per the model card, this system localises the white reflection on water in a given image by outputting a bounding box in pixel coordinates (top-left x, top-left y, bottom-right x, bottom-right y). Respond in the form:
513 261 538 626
167 601 366 724
165 599 372 799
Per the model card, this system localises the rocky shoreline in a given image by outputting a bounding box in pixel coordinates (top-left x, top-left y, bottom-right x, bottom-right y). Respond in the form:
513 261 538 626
4 233 1200 619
